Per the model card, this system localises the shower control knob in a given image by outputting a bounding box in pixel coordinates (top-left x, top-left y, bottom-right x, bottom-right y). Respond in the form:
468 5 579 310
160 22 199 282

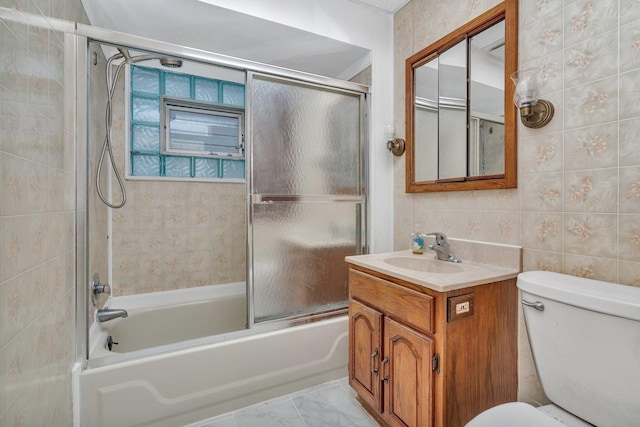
91 273 111 306
94 283 111 294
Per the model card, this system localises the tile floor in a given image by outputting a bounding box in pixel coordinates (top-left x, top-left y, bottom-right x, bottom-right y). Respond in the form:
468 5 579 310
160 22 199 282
186 378 379 427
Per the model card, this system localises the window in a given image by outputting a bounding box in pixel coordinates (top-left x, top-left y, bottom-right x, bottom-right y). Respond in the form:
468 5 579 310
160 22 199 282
162 98 244 158
129 65 246 180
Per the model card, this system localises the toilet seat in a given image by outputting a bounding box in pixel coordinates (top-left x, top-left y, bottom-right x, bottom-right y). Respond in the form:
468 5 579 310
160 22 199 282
465 402 566 427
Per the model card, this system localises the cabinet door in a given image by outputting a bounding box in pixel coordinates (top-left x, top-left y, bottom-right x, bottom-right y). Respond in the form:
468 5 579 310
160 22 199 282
349 299 383 412
383 317 433 427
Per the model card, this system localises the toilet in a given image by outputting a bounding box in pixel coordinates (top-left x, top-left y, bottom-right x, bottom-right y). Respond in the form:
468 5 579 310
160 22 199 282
466 271 640 427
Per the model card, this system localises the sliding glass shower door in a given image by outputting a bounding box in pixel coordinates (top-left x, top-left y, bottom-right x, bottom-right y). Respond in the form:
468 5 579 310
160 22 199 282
248 73 366 324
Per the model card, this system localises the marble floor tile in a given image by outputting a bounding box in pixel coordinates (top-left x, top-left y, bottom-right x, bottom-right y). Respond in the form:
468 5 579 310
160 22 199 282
293 383 378 427
234 396 306 427
187 378 379 427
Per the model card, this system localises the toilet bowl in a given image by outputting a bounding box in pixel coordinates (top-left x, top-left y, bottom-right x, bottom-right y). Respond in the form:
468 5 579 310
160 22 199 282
466 271 640 427
466 402 592 427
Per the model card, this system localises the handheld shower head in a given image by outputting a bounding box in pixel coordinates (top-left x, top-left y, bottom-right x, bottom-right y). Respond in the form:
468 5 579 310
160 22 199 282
115 48 183 68
160 57 183 68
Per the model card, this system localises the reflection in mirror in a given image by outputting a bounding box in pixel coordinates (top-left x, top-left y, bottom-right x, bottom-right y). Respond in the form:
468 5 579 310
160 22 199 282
414 57 438 181
469 20 505 176
406 1 517 192
438 39 467 179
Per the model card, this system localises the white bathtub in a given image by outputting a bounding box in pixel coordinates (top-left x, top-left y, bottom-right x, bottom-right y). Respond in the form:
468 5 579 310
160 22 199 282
80 283 349 427
89 282 247 357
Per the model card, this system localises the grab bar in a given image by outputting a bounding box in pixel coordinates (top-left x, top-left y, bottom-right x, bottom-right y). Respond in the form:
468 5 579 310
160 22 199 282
522 300 544 311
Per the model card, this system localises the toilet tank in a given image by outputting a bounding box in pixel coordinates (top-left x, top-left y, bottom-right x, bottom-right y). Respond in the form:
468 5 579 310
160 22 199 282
518 271 640 427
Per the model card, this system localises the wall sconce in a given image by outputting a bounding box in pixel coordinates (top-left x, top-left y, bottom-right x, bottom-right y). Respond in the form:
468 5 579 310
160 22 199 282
385 125 405 156
511 68 554 129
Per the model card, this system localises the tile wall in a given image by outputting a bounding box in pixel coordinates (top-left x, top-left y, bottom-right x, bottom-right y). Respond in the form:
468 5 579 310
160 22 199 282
394 0 640 406
0 0 90 425
106 71 246 297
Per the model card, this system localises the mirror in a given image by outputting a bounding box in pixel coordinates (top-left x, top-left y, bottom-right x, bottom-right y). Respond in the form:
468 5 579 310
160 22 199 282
406 1 518 192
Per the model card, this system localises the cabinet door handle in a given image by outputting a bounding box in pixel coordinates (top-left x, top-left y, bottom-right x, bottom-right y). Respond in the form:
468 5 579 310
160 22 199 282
381 357 389 384
371 348 379 376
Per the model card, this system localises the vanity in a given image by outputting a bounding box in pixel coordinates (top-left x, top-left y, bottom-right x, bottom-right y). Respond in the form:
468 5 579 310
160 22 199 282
345 239 521 427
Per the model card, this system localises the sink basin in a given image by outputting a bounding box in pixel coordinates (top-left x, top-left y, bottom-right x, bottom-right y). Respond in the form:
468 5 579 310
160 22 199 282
383 256 465 274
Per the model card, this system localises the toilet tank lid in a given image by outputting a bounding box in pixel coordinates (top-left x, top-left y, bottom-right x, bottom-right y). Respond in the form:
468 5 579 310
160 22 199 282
517 271 640 322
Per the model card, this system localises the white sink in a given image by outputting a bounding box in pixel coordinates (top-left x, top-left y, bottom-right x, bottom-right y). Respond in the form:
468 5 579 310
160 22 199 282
383 256 464 274
346 246 522 292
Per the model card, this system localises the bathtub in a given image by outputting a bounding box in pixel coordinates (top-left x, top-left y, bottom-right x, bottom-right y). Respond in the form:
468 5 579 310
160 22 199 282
89 282 247 357
80 283 349 427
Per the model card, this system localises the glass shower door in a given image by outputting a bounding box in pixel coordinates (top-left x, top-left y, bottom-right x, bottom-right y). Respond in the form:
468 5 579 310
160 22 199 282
248 73 366 324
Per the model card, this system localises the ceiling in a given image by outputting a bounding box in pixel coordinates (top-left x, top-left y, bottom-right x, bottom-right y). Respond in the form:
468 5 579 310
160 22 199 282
351 0 411 13
80 0 409 79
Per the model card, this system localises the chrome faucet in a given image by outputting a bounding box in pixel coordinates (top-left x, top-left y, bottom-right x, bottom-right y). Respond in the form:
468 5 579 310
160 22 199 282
97 308 128 322
424 232 461 263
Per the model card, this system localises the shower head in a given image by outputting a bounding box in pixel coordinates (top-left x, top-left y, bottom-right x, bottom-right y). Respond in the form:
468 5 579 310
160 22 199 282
115 48 182 68
160 57 183 68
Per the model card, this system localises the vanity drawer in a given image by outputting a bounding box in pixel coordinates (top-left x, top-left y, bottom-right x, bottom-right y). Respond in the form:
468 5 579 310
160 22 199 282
349 269 434 334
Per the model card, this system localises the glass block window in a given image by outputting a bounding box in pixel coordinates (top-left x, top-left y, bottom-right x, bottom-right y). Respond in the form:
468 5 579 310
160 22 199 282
129 65 246 180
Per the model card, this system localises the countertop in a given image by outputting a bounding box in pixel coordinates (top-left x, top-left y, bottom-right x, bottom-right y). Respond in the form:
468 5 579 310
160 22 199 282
345 249 521 293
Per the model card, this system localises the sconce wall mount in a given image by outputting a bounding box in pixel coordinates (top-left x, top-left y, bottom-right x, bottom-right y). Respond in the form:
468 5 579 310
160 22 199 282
385 125 405 156
519 99 554 129
511 68 555 129
387 138 406 156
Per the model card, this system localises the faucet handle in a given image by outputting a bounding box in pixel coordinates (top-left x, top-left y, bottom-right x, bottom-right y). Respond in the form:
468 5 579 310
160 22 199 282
424 232 449 246
91 273 110 306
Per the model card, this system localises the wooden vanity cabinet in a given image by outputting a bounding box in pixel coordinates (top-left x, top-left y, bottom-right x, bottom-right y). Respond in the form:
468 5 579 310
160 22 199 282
348 266 517 427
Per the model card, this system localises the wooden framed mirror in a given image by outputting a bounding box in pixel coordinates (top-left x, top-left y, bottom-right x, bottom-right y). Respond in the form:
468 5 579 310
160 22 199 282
405 1 518 192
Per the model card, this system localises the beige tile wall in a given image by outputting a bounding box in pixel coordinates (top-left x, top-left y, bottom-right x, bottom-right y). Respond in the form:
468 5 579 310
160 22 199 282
0 0 90 425
106 69 246 297
394 0 640 406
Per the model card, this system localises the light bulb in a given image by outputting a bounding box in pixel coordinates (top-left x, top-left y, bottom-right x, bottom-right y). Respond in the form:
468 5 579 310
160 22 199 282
385 125 395 141
511 68 540 108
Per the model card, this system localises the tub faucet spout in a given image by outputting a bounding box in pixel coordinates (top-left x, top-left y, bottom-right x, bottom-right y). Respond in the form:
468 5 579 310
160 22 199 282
97 308 128 322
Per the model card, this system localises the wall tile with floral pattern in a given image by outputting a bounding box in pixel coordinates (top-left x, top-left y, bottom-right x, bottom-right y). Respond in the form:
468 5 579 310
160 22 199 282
521 173 563 212
620 68 640 120
620 118 640 167
565 0 619 47
564 122 617 170
521 212 563 251
619 260 640 286
564 213 617 257
620 20 640 72
520 131 563 174
563 253 617 282
564 76 618 129
564 168 618 213
621 0 640 24
520 8 563 63
564 29 617 88
620 166 640 213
